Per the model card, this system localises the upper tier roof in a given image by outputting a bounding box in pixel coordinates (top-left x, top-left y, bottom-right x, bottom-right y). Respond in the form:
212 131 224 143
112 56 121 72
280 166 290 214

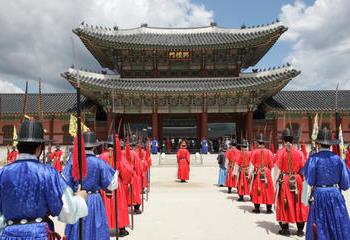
0 93 92 115
265 90 350 112
74 21 286 48
62 66 300 95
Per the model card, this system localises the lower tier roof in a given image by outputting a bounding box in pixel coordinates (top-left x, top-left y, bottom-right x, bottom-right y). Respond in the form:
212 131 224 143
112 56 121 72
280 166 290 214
61 67 300 94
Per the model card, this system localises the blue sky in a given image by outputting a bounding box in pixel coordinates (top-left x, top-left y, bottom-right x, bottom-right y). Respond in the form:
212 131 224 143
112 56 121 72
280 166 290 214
192 0 314 70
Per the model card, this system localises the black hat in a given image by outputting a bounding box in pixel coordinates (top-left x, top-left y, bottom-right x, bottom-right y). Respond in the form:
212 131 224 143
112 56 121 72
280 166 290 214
83 131 101 148
104 135 114 145
231 139 237 146
238 139 249 148
282 128 294 140
316 128 340 146
256 133 268 144
17 120 45 143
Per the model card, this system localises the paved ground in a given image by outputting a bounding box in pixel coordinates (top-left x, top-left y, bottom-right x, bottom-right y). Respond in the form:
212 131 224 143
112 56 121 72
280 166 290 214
54 165 350 240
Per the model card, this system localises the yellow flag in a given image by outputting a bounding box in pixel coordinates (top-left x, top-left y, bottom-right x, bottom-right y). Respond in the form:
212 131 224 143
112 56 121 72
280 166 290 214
69 114 90 137
13 125 18 147
339 124 345 159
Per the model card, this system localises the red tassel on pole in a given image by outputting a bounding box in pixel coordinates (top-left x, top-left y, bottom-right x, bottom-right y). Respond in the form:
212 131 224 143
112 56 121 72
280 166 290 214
126 139 131 163
72 135 87 181
301 140 308 159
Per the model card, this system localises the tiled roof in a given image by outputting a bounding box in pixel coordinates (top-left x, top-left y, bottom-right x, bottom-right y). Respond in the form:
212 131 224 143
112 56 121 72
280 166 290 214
265 90 350 112
74 22 286 48
0 93 92 114
62 67 300 94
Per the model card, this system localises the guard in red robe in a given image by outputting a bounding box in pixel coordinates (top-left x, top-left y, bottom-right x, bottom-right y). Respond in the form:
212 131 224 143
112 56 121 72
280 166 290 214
236 139 252 201
250 134 275 214
177 140 190 182
7 145 18 164
225 140 240 193
274 128 308 236
140 143 151 190
52 145 63 172
100 135 133 237
126 138 143 214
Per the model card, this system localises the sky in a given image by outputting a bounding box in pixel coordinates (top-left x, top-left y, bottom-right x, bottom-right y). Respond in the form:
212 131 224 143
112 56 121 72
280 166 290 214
0 0 349 93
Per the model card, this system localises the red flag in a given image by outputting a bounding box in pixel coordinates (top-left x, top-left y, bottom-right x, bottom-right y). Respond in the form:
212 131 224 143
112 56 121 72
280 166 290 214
72 135 87 181
301 140 308 159
270 143 275 154
126 139 131 163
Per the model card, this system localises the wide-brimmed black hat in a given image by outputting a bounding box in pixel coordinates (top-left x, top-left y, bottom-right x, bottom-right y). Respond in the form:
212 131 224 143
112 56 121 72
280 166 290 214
231 139 237 147
256 133 269 144
238 139 249 148
83 131 101 148
104 134 114 145
129 135 138 147
316 128 340 146
17 120 45 143
282 128 294 140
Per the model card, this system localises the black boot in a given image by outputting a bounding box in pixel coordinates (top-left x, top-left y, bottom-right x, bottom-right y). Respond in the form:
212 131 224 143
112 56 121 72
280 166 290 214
296 222 305 237
266 204 273 214
228 187 232 193
118 228 129 237
278 223 290 236
252 204 260 213
134 204 142 214
237 195 244 202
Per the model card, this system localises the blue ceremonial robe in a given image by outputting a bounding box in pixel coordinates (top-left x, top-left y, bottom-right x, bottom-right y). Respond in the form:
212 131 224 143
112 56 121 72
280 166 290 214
63 154 115 240
151 140 158 154
0 159 67 239
218 168 227 186
302 151 350 240
201 140 208 154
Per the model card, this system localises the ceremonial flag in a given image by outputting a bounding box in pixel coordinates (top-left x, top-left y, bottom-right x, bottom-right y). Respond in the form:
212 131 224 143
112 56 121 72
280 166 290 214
311 113 319 146
346 146 350 168
332 132 339 155
12 125 18 147
69 114 90 137
339 124 345 159
72 134 87 181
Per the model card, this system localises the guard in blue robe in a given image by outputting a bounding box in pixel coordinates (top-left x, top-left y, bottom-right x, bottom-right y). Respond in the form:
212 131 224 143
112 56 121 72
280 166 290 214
151 139 159 154
63 131 118 240
0 120 87 240
217 147 226 186
302 128 350 240
201 138 208 154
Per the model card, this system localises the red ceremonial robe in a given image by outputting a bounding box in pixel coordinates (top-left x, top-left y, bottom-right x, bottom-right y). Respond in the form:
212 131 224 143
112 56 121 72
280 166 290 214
250 148 275 205
52 150 63 172
225 148 240 187
100 150 133 229
7 150 18 164
236 150 252 196
177 148 190 180
274 145 308 223
127 150 143 205
346 147 350 169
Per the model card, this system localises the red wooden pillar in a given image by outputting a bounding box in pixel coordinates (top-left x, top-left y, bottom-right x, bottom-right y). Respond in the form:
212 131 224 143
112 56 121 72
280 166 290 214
247 110 253 144
196 114 202 144
308 114 313 141
273 115 278 151
201 112 208 139
152 112 158 140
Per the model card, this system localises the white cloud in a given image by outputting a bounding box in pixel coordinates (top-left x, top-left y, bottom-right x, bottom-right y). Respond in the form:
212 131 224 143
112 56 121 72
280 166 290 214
279 0 350 90
0 0 213 93
0 80 23 93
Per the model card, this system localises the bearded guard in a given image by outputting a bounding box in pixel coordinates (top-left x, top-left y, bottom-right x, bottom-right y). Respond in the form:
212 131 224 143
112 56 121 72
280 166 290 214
0 120 88 240
236 139 252 202
274 128 308 237
302 128 350 240
99 135 132 237
225 139 240 193
250 134 275 214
